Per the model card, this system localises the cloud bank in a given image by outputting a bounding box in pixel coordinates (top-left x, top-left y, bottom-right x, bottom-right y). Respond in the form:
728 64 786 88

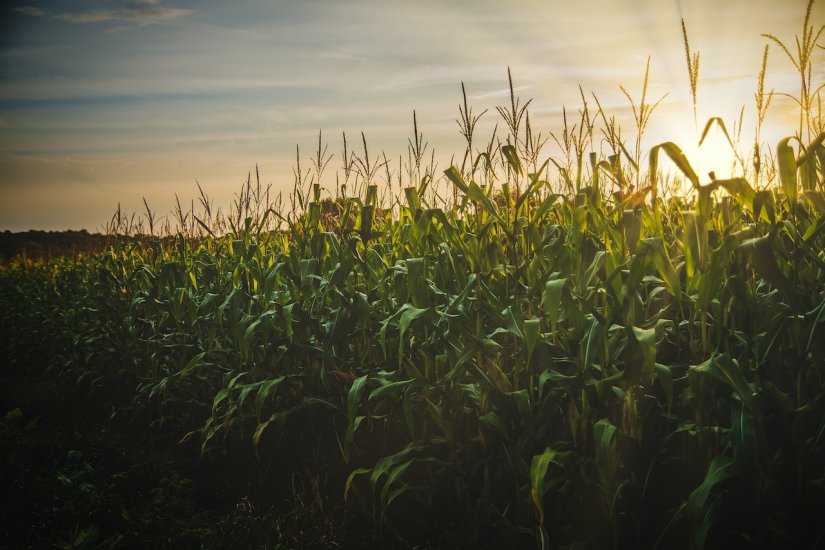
13 0 191 27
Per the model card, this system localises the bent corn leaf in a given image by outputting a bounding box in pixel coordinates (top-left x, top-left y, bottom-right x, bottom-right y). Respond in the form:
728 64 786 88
530 447 557 525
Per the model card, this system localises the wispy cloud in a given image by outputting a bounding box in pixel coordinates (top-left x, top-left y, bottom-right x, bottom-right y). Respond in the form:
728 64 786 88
55 11 115 24
13 0 191 27
11 6 46 17
469 85 531 101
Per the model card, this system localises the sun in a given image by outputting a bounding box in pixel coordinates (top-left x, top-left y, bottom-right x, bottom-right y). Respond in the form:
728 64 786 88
684 124 740 183
654 121 741 197
698 138 739 181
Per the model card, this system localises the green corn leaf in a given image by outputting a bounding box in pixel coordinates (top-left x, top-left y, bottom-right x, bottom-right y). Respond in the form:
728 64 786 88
730 399 756 480
630 326 656 383
803 210 825 242
404 186 421 212
617 140 639 172
538 369 577 397
593 369 625 402
530 447 557 525
212 388 229 413
622 210 642 253
692 495 722 550
405 257 429 307
254 376 285 417
582 317 603 373
628 239 681 305
344 375 368 463
530 193 561 226
359 204 374 241
696 185 714 219
686 454 736 526
796 131 825 165
691 354 759 418
502 305 524 339
188 270 198 291
178 352 207 376
444 166 468 194
682 212 705 279
515 160 550 212
253 415 275 461
803 190 825 214
685 455 738 548
594 159 620 188
398 304 430 343
365 184 377 206
697 235 737 311
424 397 453 443
194 215 216 238
446 273 477 314
699 117 736 152
241 318 262 360
369 443 418 487
369 379 412 401
582 251 606 290
308 202 321 229
797 132 825 191
594 419 619 492
706 178 756 212
501 144 523 177
231 239 245 258
550 158 574 191
648 239 681 303
237 381 259 411
777 137 798 205
654 363 673 412
524 318 541 365
510 389 530 418
709 354 758 416
466 181 512 238
740 235 800 309
379 459 415 511
344 468 371 503
752 189 776 224
650 141 700 190
479 411 509 440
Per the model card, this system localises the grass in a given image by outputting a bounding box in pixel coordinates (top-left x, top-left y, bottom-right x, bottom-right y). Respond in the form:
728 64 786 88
1 2 824 548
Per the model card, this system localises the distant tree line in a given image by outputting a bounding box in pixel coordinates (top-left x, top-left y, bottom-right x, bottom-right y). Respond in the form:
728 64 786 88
0 230 112 261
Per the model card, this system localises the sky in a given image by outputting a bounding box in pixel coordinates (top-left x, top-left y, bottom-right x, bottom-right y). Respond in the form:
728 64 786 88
0 0 822 232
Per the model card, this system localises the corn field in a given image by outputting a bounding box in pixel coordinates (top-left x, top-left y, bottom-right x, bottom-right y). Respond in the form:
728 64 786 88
2 5 825 549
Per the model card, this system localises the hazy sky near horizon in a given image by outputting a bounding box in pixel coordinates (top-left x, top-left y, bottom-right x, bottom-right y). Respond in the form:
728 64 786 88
1 0 822 231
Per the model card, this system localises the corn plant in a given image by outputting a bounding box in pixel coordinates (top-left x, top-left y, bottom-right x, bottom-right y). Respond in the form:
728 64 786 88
2 3 825 548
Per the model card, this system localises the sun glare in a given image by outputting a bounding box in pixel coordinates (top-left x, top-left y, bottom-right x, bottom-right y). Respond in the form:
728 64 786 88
661 122 739 196
691 126 738 181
